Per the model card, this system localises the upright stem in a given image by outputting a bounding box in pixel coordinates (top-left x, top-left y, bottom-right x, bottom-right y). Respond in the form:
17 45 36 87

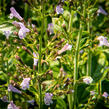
24 3 28 20
68 10 74 109
0 0 1 15
39 1 44 74
38 1 44 109
39 81 42 109
87 13 92 76
44 18 48 47
6 40 12 101
68 85 73 109
44 17 48 69
7 61 11 101
3 0 6 16
68 10 74 33
83 0 86 31
98 80 102 95
97 81 102 96
73 22 82 109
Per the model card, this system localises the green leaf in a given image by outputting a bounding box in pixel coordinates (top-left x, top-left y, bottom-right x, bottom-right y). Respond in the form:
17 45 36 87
55 97 67 109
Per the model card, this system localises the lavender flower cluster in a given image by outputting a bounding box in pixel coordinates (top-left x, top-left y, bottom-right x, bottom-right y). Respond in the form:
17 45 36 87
44 93 53 106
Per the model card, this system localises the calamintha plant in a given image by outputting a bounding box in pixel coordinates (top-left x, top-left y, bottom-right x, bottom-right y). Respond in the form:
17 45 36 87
0 0 109 109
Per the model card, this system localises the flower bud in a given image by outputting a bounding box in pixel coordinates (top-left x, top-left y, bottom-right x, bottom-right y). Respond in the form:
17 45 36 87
22 46 31 55
15 55 24 65
13 31 18 36
62 24 67 31
54 38 65 48
67 90 74 94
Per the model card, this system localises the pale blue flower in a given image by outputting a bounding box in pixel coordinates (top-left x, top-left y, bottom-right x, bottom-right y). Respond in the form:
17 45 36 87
12 21 20 27
18 29 26 39
58 43 72 54
71 90 74 93
90 91 96 96
47 23 54 35
9 13 14 19
1 96 8 102
7 101 19 109
20 78 30 90
56 5 64 14
97 6 108 16
80 50 84 54
18 28 29 39
83 77 93 84
4 31 11 39
44 93 53 106
102 92 109 98
33 52 38 66
8 84 21 94
27 100 34 105
32 24 35 28
10 7 23 21
12 21 30 39
97 36 109 47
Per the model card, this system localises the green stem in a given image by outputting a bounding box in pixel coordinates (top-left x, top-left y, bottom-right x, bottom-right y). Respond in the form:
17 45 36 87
24 3 28 20
87 13 92 76
38 1 44 74
98 80 102 95
97 68 109 95
0 0 1 15
38 1 44 109
96 81 102 96
6 41 12 101
44 18 48 47
73 22 82 109
83 0 86 30
68 94 73 109
68 85 73 109
7 61 10 101
44 17 48 67
3 0 6 16
68 10 74 33
39 81 42 109
7 61 12 101
68 10 74 109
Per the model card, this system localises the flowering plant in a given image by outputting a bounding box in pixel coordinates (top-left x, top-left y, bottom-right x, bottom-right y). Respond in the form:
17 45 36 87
0 0 109 109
